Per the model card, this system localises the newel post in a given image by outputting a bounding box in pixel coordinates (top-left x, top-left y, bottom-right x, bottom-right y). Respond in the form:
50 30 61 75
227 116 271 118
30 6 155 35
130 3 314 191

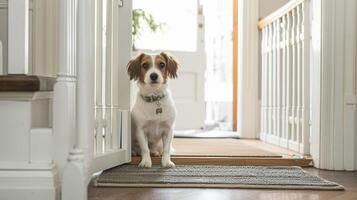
61 0 96 199
53 0 78 177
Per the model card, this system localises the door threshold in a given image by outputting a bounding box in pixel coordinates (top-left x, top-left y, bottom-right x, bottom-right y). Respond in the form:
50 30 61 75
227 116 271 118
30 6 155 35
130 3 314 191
130 156 313 167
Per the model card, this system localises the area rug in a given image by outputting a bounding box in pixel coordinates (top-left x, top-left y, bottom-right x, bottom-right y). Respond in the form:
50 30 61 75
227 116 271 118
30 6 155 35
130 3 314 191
95 165 344 190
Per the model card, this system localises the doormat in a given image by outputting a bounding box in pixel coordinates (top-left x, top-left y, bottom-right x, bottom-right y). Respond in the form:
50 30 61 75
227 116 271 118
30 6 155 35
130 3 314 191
95 165 344 190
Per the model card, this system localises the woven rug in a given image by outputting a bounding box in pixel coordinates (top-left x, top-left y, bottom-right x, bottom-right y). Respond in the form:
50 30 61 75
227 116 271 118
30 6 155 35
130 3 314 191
95 165 344 190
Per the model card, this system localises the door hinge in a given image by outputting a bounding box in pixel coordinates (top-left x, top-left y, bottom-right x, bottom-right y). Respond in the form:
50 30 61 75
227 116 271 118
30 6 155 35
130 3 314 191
116 0 123 7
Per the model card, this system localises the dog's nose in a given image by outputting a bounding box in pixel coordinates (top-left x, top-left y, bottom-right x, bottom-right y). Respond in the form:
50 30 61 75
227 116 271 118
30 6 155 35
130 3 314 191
150 73 158 81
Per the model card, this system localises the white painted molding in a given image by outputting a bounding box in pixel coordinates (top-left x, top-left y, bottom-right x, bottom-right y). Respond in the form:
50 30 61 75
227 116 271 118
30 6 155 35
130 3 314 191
0 92 57 200
237 0 260 138
309 0 322 168
0 91 53 101
317 0 357 170
8 0 29 74
53 0 78 178
0 40 3 74
57 0 77 77
62 149 86 200
0 167 59 200
117 0 132 110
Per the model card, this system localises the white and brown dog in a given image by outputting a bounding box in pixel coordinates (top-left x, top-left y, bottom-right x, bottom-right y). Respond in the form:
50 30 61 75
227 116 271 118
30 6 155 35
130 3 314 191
127 52 178 168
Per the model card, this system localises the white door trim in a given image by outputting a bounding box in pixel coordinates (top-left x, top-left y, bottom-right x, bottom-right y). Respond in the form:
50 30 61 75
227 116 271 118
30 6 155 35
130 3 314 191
237 0 260 138
316 0 357 170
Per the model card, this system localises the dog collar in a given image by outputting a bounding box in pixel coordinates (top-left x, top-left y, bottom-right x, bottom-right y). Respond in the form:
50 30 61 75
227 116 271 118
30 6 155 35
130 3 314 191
140 94 166 103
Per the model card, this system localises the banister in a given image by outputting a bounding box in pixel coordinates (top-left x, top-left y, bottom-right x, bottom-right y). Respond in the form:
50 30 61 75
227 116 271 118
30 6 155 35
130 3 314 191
257 0 305 29
0 75 56 91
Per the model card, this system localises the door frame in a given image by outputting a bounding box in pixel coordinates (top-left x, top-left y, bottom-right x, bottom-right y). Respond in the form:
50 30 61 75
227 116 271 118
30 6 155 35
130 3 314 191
236 0 260 138
233 0 238 131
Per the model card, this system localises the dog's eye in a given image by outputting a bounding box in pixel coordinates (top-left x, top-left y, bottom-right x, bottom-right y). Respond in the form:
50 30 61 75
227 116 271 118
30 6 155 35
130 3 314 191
142 63 149 69
159 62 165 69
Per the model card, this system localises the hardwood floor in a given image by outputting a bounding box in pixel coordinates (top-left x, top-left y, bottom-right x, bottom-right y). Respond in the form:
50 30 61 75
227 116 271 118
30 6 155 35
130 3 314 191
131 139 313 166
88 168 357 200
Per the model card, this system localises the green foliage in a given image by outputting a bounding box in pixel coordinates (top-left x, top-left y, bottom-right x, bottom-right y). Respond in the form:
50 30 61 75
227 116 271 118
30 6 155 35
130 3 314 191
132 9 164 49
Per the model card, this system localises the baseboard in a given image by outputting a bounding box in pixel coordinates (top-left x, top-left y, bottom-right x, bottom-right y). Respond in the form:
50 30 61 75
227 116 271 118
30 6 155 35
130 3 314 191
0 164 59 200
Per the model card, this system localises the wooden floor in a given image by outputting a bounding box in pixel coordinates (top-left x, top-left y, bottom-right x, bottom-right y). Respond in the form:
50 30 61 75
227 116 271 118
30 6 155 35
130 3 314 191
172 138 300 157
131 139 312 166
88 168 357 200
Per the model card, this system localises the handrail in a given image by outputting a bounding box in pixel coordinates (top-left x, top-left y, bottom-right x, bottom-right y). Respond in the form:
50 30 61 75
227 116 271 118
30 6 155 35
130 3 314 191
257 0 305 29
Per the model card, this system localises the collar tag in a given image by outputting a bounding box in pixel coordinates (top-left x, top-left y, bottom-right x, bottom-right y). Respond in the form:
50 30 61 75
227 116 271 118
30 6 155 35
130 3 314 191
141 94 166 102
156 108 163 114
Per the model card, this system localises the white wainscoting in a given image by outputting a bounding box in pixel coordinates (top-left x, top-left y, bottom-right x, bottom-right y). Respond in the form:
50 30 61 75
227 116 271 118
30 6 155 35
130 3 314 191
0 92 58 200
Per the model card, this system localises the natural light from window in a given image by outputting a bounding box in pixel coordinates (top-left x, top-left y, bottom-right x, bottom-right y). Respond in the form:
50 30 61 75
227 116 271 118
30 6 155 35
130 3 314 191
132 0 197 52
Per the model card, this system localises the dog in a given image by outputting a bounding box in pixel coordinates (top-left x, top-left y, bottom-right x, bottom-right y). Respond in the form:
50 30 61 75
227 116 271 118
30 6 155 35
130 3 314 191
127 52 179 168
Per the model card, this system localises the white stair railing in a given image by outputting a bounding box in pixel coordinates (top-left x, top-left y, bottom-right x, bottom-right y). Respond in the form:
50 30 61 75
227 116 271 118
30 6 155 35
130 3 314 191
62 0 132 199
258 0 310 154
93 0 130 159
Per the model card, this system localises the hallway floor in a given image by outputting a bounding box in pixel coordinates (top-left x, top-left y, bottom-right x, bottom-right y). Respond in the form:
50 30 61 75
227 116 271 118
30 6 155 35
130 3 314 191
88 168 357 200
131 139 312 166
172 138 298 157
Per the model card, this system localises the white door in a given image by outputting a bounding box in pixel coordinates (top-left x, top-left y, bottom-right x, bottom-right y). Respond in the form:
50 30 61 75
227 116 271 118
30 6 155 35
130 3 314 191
90 0 132 173
133 0 206 130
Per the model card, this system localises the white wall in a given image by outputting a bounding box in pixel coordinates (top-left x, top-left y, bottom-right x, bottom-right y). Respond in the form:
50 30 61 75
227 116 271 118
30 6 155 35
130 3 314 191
0 0 57 76
0 0 8 74
259 0 289 18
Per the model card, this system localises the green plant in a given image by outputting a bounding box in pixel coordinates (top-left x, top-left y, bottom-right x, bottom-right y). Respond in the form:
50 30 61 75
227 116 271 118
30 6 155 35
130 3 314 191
132 9 164 49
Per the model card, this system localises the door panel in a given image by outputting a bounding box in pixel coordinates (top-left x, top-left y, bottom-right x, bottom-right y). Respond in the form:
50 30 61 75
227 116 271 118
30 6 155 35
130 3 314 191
132 0 206 130
169 49 206 130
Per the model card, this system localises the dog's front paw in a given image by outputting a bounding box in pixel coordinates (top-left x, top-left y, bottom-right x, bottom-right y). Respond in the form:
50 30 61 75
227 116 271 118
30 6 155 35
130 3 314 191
138 157 152 168
139 157 152 168
161 158 175 168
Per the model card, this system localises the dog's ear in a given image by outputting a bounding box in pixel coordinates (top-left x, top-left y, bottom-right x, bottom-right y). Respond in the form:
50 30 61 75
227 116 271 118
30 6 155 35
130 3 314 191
127 53 145 80
160 52 179 79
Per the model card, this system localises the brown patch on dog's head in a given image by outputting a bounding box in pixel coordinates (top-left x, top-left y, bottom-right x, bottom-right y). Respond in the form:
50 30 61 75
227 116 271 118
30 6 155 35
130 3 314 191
127 53 151 82
128 52 179 84
160 52 179 79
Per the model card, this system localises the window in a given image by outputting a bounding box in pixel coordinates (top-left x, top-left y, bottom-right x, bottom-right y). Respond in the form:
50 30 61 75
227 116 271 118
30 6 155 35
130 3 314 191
133 0 197 52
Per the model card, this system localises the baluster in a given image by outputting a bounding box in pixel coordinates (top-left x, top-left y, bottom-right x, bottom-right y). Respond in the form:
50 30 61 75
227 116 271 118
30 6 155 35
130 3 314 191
95 0 104 155
272 21 277 140
286 10 292 149
290 8 297 149
296 5 302 150
281 14 288 147
267 24 273 138
95 108 104 154
276 18 282 142
121 110 131 160
258 1 310 152
261 28 267 141
264 27 269 141
111 0 120 150
301 1 310 154
104 0 113 152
